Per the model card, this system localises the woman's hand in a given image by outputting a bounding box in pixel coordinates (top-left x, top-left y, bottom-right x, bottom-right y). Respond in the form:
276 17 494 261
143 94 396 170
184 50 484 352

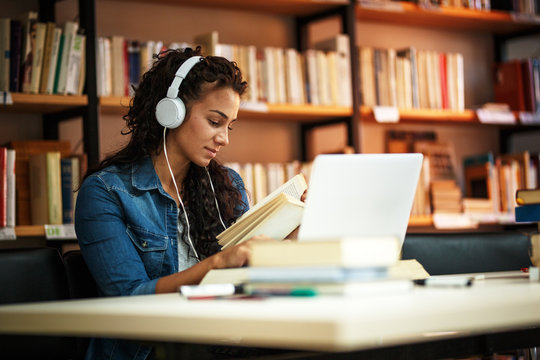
212 235 274 269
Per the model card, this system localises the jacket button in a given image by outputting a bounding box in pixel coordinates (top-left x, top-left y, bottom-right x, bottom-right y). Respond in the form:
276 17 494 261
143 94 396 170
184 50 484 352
142 241 148 248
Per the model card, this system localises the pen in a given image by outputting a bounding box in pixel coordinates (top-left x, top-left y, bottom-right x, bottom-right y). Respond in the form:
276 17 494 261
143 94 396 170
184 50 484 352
244 285 318 297
414 277 473 288
179 283 244 298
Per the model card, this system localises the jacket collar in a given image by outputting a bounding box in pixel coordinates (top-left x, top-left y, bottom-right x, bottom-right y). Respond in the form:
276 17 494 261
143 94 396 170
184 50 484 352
131 156 162 191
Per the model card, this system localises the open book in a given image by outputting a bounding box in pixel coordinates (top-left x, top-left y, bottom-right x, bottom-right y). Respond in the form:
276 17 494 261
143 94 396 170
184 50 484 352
217 173 307 249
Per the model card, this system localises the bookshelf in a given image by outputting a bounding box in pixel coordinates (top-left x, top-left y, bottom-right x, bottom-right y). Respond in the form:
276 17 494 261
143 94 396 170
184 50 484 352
350 0 540 229
2 0 540 237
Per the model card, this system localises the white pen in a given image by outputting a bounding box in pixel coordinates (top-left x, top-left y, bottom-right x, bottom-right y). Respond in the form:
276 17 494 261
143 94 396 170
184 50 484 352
414 277 474 288
179 283 244 298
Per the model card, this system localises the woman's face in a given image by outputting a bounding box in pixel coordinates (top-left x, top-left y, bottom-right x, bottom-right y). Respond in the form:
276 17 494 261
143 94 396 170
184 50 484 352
172 87 240 168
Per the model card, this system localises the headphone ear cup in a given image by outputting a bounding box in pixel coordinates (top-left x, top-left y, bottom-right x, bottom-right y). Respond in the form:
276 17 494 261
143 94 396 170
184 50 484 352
155 97 186 129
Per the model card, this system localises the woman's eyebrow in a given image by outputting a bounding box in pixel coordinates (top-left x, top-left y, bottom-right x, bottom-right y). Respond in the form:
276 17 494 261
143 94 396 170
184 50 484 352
210 109 228 119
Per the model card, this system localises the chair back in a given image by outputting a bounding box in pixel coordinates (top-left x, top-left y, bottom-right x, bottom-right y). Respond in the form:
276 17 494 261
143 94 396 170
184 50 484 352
0 247 75 359
63 250 99 299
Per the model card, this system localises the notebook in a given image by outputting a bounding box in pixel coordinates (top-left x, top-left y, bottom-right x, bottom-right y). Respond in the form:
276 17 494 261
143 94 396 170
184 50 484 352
298 153 423 247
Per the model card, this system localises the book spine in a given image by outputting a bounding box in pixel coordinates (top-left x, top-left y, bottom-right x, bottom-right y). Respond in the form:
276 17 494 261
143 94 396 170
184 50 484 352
515 204 540 223
0 18 10 92
47 152 63 225
29 22 46 94
61 158 74 224
0 147 7 227
6 149 15 227
65 33 85 95
45 27 61 94
9 19 22 92
56 21 78 94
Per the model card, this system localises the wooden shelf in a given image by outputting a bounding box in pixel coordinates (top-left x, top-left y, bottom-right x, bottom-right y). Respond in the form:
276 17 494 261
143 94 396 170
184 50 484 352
2 93 87 113
15 225 45 237
360 106 478 124
356 2 540 33
114 0 349 16
100 96 353 122
242 104 353 122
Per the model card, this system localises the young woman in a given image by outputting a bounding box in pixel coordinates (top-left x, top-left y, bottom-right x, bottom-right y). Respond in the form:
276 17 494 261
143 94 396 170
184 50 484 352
75 47 262 359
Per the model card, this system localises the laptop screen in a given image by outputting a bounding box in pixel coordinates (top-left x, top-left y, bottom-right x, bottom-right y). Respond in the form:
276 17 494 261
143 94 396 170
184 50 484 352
298 153 423 247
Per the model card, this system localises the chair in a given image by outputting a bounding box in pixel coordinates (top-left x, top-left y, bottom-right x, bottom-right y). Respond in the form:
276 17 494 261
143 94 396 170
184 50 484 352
402 231 532 275
63 250 99 299
0 247 75 359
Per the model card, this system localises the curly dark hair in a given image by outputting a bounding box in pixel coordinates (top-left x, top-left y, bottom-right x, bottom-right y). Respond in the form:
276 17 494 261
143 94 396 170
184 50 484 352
85 47 248 258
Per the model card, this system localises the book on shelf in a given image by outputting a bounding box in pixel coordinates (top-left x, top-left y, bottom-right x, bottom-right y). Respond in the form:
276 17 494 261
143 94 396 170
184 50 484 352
0 18 10 92
65 33 86 95
248 237 400 269
5 149 15 228
9 19 22 92
516 188 540 205
0 147 6 227
110 35 127 97
494 60 527 111
39 22 59 94
29 151 63 225
515 203 540 223
7 140 71 226
54 21 79 95
193 31 218 57
28 21 47 94
20 11 38 93
313 33 353 108
60 157 80 224
217 173 307 249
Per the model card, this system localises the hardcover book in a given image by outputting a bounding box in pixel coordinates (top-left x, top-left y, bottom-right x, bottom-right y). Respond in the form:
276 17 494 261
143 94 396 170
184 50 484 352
217 173 307 249
249 237 400 268
516 188 540 205
515 204 540 223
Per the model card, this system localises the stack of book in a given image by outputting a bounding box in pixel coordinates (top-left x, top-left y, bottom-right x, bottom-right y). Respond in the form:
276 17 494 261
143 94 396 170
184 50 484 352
515 188 540 224
430 179 463 214
200 237 429 297
515 188 540 269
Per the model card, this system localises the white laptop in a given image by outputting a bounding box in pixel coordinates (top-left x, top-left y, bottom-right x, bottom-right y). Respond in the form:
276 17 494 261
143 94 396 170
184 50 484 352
298 153 423 247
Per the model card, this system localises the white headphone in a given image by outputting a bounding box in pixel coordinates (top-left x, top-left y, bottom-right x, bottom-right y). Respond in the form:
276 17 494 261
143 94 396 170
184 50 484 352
155 56 203 129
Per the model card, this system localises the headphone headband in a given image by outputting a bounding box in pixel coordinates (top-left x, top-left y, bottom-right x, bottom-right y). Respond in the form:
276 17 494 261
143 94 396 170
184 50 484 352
166 56 203 99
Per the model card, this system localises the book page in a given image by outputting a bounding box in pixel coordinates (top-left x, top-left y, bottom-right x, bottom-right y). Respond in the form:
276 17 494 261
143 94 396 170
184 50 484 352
246 173 307 216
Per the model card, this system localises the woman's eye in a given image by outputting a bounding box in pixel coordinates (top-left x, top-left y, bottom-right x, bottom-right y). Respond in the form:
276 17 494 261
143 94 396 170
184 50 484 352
209 120 219 127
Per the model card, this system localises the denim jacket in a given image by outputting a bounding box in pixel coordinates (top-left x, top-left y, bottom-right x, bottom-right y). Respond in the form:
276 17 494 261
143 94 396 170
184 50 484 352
74 156 248 360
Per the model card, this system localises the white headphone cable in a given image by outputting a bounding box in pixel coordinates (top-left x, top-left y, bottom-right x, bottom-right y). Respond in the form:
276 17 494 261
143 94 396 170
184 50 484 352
205 167 227 231
162 127 200 262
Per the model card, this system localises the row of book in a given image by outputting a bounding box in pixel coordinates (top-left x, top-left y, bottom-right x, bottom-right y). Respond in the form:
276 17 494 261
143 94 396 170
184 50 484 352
0 141 86 228
224 161 313 207
385 130 539 221
96 31 354 108
463 151 539 220
359 46 465 111
494 58 540 113
367 0 539 15
0 13 85 95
